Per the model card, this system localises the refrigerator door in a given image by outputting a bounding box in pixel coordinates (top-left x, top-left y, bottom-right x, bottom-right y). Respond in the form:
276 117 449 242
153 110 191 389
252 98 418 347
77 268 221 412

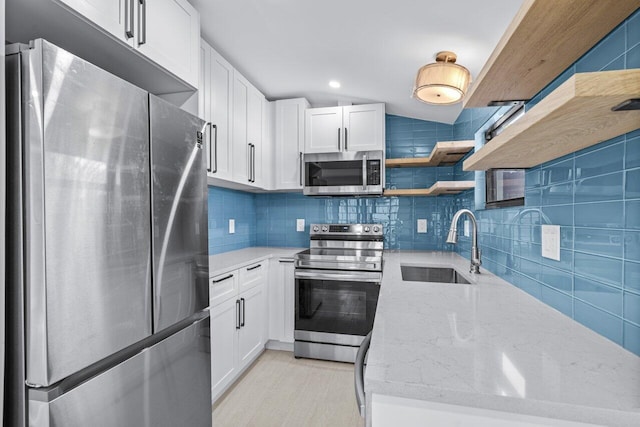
23 40 152 387
28 316 212 427
150 95 209 332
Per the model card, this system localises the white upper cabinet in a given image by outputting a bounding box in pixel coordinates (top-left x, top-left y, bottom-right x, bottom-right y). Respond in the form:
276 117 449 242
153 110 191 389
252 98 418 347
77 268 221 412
200 41 233 181
232 71 264 188
274 98 310 190
52 0 199 88
57 0 126 41
343 104 385 152
304 107 343 154
304 104 385 154
136 0 200 88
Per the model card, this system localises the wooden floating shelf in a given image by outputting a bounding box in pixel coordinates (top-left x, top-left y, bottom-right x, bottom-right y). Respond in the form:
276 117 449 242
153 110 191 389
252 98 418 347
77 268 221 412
385 140 474 168
463 69 640 171
384 181 475 197
463 0 640 108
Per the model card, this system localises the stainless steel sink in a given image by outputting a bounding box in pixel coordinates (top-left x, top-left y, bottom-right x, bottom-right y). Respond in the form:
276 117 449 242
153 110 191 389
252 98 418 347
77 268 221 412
400 265 470 284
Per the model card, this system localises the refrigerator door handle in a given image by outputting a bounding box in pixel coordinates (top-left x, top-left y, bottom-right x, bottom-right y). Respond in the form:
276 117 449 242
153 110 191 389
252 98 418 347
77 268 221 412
204 123 212 173
236 300 241 329
138 0 146 46
240 298 245 327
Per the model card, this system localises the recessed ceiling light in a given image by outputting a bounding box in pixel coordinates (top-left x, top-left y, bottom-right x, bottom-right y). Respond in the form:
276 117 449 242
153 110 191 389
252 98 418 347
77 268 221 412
329 80 341 88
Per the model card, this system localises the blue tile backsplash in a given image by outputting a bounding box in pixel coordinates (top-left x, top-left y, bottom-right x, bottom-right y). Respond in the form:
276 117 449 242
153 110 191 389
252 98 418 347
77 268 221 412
451 8 640 355
207 8 640 355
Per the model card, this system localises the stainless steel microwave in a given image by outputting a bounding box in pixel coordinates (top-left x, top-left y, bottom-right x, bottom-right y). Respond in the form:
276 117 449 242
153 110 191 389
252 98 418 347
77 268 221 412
302 150 384 196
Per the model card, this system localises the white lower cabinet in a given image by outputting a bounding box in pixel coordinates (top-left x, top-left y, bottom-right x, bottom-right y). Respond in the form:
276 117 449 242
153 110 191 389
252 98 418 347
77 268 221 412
268 259 295 345
209 262 267 402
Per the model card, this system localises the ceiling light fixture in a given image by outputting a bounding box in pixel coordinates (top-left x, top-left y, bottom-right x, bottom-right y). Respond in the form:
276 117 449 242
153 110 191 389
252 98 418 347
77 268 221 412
329 80 341 88
413 51 471 105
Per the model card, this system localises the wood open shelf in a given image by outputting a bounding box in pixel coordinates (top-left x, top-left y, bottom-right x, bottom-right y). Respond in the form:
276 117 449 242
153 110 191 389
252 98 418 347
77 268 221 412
384 181 475 197
385 140 474 168
463 69 640 171
463 0 640 108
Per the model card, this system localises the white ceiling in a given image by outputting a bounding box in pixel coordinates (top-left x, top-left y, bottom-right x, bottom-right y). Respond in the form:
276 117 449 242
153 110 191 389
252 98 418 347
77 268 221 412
188 0 524 124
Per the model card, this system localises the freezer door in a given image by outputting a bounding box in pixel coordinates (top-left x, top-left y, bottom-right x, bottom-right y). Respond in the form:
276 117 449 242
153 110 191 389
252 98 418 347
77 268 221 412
28 316 212 427
22 40 152 387
150 95 209 332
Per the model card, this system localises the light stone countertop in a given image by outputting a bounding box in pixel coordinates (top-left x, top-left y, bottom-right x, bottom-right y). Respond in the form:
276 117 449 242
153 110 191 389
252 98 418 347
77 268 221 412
366 251 640 426
208 247 304 278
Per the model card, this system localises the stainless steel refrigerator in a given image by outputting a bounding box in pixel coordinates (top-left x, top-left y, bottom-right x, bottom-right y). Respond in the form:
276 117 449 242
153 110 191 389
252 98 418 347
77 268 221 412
5 39 211 426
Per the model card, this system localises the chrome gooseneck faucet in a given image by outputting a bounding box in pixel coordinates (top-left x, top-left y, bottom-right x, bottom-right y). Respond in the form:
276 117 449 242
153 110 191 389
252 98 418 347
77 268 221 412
446 209 482 274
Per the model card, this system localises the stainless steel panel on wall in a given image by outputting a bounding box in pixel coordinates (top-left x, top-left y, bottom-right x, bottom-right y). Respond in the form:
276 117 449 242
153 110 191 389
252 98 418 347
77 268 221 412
29 317 211 427
23 40 152 387
150 95 209 332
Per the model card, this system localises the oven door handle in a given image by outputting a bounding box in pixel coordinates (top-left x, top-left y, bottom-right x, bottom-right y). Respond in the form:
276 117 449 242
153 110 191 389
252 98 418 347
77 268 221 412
294 270 381 283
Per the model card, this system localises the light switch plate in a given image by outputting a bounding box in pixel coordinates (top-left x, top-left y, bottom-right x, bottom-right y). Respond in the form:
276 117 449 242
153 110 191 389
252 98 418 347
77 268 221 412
541 225 560 261
296 218 305 232
229 219 235 234
417 219 427 233
464 220 470 237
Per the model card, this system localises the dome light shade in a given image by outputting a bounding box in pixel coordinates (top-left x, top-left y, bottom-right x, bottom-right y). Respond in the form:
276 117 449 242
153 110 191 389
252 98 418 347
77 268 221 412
413 51 471 105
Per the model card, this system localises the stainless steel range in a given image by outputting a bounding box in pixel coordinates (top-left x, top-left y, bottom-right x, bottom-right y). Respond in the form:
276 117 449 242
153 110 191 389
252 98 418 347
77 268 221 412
294 224 383 363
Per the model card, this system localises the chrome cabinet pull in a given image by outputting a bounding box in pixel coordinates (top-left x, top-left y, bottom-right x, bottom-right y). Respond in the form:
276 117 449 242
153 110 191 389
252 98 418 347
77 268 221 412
247 143 252 182
235 299 241 329
138 0 146 46
212 124 218 173
337 128 341 151
240 298 245 327
125 0 134 39
344 128 348 151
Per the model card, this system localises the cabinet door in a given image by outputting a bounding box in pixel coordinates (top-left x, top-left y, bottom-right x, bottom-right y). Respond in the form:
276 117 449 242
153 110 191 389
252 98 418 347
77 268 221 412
275 99 309 190
343 104 385 152
232 72 250 183
210 46 234 180
135 0 200 88
247 87 264 187
56 0 128 44
304 107 343 153
238 284 266 369
210 297 239 402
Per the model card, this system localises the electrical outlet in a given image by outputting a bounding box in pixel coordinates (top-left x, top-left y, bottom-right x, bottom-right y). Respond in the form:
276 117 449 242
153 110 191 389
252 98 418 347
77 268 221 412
229 219 235 234
417 219 427 233
296 218 305 232
464 220 470 237
541 225 560 261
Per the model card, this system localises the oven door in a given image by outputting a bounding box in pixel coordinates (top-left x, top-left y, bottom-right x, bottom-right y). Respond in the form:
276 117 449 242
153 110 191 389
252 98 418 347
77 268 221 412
294 269 380 346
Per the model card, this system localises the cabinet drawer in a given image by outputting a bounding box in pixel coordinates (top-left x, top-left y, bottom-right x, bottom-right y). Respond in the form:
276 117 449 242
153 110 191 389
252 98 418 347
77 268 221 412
238 262 266 292
210 271 238 307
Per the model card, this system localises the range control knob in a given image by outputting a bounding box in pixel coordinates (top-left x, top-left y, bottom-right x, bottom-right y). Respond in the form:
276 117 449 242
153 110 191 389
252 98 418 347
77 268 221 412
321 226 328 232
313 225 319 232
364 226 371 232
373 226 380 233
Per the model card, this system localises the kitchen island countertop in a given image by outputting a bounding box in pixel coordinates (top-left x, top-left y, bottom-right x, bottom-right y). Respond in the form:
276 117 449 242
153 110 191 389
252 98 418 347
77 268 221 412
366 251 640 426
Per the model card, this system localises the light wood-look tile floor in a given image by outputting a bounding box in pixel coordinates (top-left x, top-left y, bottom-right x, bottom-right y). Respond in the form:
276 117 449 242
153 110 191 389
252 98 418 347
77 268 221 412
212 350 364 427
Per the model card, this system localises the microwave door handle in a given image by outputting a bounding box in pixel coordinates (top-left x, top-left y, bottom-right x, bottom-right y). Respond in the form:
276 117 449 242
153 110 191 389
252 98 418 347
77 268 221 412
362 153 367 190
299 152 303 187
